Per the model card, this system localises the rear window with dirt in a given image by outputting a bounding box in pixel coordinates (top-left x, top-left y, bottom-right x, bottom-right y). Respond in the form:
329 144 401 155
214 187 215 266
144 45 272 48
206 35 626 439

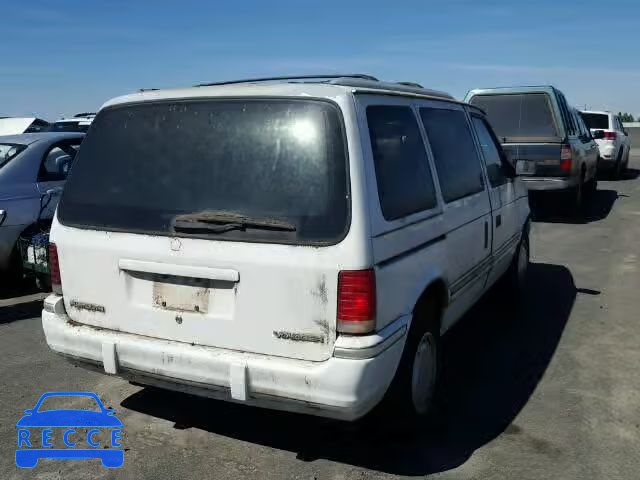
469 93 560 142
58 99 349 245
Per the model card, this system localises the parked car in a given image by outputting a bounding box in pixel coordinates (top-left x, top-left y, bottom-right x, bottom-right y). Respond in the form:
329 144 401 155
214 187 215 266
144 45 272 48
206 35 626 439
0 132 84 280
49 114 95 133
0 117 50 136
42 75 530 422
465 86 599 209
580 110 631 178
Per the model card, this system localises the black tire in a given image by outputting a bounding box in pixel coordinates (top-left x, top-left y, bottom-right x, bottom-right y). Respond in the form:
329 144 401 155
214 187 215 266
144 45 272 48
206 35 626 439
376 295 441 424
0 248 25 293
585 173 597 196
505 229 530 302
621 150 629 177
611 150 624 180
573 171 585 211
35 274 51 292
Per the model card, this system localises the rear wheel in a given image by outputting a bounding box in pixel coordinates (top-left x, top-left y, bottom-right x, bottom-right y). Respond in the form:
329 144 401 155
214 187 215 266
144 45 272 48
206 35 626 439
621 149 629 177
612 150 624 179
0 248 24 292
377 295 441 423
505 230 530 301
573 171 585 210
35 273 51 292
585 171 597 196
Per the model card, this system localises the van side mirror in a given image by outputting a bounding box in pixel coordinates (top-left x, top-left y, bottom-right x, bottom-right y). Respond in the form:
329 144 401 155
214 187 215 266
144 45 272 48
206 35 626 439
55 155 73 176
500 150 517 178
592 130 605 140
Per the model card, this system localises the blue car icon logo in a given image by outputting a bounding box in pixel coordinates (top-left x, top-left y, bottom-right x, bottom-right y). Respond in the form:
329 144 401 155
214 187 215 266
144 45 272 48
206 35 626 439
16 391 123 468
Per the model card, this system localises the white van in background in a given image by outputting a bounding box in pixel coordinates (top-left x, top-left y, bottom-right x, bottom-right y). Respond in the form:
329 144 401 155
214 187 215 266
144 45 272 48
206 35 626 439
42 75 530 421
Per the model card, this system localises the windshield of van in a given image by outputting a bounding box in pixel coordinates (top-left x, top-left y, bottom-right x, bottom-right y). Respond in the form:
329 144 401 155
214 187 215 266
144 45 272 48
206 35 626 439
58 99 349 244
0 143 26 169
580 112 610 130
469 93 559 142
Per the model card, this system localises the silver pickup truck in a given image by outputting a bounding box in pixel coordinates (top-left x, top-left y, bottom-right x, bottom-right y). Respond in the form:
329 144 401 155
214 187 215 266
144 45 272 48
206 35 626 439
465 86 600 209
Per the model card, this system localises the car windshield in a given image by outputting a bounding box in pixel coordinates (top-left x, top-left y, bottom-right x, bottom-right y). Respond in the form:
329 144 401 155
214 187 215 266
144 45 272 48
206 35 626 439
0 143 26 169
58 99 349 245
37 395 101 412
470 93 559 141
580 112 610 130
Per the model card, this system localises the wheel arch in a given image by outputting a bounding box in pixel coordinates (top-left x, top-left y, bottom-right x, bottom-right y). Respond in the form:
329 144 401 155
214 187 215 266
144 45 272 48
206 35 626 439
409 275 449 335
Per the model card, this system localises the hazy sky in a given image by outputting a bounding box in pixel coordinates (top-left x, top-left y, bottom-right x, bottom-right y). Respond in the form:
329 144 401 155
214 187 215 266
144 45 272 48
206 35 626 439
2 0 639 121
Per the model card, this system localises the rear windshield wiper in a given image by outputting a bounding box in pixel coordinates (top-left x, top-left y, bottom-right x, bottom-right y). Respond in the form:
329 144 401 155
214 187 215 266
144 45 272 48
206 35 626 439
172 211 296 234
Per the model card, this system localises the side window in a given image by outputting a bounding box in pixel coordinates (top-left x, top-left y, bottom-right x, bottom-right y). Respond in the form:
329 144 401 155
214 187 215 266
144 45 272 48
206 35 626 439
557 92 575 136
24 119 50 133
471 116 509 187
572 110 585 138
39 143 79 182
555 93 568 132
419 107 484 203
578 114 591 140
366 105 438 220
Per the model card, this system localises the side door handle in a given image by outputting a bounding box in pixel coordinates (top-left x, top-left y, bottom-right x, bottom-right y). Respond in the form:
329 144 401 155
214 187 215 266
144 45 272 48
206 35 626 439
46 186 63 196
484 221 489 249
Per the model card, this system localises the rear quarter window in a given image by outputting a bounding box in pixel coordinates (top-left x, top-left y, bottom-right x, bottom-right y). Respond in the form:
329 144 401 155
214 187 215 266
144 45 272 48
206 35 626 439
419 107 485 203
366 105 437 220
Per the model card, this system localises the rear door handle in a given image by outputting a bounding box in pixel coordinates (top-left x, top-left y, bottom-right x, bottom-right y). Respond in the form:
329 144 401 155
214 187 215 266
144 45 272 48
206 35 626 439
484 221 489 249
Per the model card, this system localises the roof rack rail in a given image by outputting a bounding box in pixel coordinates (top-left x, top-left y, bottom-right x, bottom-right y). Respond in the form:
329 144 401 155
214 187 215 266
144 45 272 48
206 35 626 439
396 81 424 88
195 74 379 87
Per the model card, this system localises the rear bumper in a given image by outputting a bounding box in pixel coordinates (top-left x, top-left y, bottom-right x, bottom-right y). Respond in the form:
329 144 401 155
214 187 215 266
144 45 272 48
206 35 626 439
42 295 407 421
520 176 576 191
597 144 617 162
597 151 619 169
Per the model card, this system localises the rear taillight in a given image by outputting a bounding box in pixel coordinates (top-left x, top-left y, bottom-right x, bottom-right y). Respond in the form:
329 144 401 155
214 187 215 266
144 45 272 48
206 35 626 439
337 269 376 334
604 131 617 141
49 243 62 294
560 144 572 172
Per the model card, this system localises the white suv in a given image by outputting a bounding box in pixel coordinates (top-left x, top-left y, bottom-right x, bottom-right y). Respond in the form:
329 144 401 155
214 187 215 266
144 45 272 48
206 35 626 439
49 113 96 133
580 110 631 178
42 75 530 421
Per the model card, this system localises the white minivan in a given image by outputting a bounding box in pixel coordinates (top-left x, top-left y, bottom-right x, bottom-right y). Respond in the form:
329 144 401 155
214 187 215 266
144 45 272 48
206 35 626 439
42 75 530 421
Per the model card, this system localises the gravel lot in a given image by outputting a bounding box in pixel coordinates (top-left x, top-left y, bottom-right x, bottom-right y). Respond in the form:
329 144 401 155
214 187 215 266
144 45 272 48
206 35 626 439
2 154 639 480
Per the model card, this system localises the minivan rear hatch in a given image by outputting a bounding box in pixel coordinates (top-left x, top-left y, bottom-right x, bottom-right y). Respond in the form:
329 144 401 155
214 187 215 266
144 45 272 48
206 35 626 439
56 98 350 361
